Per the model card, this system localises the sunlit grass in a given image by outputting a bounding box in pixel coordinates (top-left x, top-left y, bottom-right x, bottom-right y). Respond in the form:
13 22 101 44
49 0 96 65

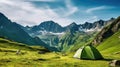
0 48 119 67
0 38 120 67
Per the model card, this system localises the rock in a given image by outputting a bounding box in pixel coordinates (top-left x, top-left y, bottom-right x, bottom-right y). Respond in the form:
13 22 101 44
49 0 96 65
38 51 45 54
16 49 21 55
109 60 120 67
62 54 67 56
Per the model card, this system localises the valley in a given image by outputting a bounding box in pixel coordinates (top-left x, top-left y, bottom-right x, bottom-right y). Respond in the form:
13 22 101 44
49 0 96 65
0 5 120 67
22 18 114 52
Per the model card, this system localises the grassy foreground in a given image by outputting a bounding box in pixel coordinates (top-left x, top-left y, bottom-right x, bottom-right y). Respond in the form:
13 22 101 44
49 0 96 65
0 49 120 67
0 38 120 67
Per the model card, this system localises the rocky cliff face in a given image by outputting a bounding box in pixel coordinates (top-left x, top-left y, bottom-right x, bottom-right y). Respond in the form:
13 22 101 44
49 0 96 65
92 16 120 45
26 21 65 34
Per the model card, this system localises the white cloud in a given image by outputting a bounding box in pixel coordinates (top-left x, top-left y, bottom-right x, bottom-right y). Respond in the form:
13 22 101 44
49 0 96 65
64 0 78 16
54 0 78 17
86 6 113 13
86 16 98 22
0 0 73 26
80 16 98 23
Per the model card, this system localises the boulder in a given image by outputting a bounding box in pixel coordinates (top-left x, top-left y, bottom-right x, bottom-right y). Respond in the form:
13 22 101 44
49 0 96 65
38 51 45 54
16 49 21 55
109 60 120 67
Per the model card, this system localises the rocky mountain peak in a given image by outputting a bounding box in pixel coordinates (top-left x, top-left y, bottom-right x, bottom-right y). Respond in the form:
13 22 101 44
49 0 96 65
70 22 77 26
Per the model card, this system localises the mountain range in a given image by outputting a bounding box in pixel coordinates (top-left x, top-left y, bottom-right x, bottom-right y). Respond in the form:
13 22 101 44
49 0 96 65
24 19 114 34
23 17 114 51
0 12 116 52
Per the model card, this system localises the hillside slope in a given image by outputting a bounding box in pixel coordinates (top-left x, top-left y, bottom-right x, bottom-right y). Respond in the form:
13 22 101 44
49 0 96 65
0 12 47 47
90 16 120 54
0 37 49 52
97 30 120 54
92 16 120 45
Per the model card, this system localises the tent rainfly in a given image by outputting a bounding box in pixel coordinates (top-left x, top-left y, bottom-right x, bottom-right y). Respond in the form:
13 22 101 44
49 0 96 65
73 45 103 60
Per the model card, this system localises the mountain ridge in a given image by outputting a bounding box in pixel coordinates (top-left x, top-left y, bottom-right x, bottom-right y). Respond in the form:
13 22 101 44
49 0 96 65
0 12 47 47
93 16 120 55
0 12 117 52
92 16 120 45
21 15 115 52
24 18 115 35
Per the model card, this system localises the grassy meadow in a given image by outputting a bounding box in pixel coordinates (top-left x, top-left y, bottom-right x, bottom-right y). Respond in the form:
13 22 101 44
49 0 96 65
0 37 120 67
0 48 120 67
0 50 113 67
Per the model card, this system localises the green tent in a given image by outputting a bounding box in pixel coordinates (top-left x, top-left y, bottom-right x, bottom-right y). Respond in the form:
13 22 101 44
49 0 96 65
73 45 103 60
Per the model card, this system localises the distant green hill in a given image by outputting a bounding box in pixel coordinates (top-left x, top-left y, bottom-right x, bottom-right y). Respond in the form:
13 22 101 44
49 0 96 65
58 31 96 52
0 38 49 52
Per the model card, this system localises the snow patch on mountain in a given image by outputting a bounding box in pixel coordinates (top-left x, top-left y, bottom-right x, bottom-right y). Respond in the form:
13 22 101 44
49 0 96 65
29 30 65 37
49 32 65 35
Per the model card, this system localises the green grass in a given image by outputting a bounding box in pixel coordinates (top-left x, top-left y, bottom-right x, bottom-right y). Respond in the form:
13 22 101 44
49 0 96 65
0 47 119 67
0 38 48 51
0 51 114 67
97 30 120 55
0 38 120 67
0 50 120 67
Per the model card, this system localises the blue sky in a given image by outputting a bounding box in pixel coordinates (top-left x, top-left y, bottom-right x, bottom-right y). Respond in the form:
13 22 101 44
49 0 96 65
0 0 120 26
